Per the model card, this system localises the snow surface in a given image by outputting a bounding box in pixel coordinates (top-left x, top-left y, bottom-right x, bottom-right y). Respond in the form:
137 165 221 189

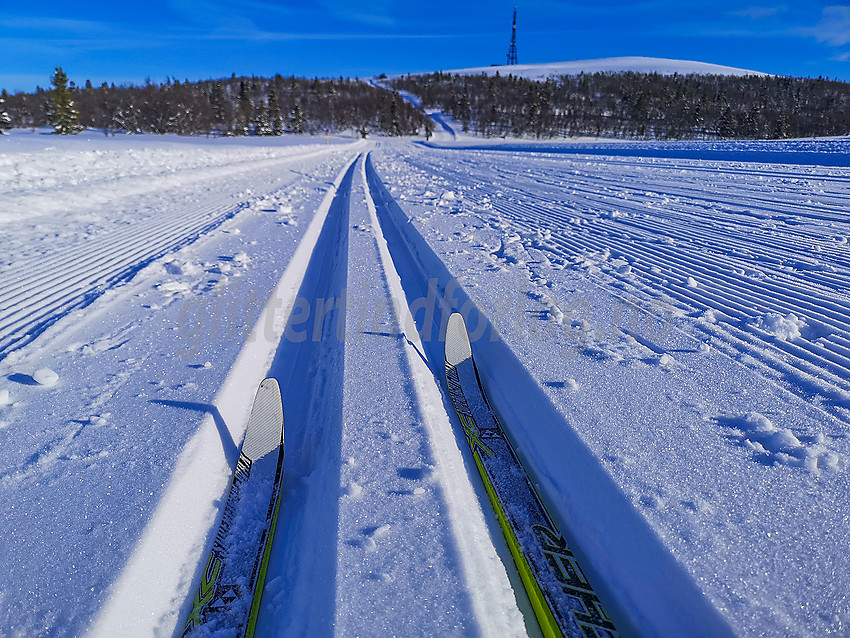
1 125 850 637
427 56 766 79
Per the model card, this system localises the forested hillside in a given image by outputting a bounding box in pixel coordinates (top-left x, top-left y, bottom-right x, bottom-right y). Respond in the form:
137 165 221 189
392 71 850 139
4 68 849 140
1 74 429 137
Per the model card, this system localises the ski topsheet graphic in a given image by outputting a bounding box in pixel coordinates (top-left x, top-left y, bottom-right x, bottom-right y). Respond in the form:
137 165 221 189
182 378 284 638
444 313 618 638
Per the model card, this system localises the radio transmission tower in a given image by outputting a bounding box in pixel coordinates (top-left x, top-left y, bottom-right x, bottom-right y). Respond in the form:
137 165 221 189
506 8 518 65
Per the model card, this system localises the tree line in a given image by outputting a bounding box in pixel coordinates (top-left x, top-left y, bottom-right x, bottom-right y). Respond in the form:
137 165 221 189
5 67 849 141
1 68 431 138
392 71 850 139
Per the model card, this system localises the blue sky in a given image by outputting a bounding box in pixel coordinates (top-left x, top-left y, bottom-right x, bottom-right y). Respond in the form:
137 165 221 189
2 1 850 92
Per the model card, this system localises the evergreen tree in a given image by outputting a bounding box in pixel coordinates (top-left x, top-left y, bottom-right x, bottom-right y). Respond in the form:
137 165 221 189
237 81 252 135
290 103 305 134
268 87 283 135
0 90 12 133
253 96 272 135
390 92 402 135
49 67 83 134
718 104 735 139
210 81 229 134
773 113 791 139
458 92 471 133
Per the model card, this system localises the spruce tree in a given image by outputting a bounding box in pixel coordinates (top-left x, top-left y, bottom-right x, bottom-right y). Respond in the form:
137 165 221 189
390 92 402 136
268 88 283 135
253 97 272 136
290 103 305 134
49 67 83 134
459 93 471 133
237 81 252 135
210 81 229 134
0 89 12 133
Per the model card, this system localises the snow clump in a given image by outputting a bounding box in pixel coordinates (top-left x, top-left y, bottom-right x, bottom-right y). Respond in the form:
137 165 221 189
725 412 841 472
33 368 60 387
752 312 806 340
163 260 202 276
157 281 191 295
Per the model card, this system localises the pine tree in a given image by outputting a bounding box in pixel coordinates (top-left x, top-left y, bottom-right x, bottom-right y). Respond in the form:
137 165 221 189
49 67 83 134
390 92 402 135
718 104 735 139
0 89 12 133
773 113 791 139
268 87 283 135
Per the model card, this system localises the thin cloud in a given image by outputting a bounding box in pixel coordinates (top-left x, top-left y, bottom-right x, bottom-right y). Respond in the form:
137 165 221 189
197 29 457 42
805 5 850 46
165 0 229 26
318 0 398 27
730 7 785 20
325 10 396 28
0 16 113 34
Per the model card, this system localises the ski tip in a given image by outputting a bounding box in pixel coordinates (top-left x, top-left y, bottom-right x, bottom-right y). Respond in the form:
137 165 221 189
242 378 284 462
445 312 472 367
259 377 280 394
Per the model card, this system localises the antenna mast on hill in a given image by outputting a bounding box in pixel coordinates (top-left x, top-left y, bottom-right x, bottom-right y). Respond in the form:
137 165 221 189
507 7 518 65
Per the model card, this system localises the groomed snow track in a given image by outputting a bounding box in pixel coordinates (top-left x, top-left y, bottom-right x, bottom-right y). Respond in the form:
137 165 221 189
0 146 346 362
399 145 850 422
254 152 531 636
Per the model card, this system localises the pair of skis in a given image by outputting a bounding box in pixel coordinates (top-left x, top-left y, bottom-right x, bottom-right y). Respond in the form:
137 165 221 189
182 316 617 638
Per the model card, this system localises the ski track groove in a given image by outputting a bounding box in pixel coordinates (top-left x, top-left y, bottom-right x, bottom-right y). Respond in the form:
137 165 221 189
394 146 850 412
86 150 362 638
360 153 528 637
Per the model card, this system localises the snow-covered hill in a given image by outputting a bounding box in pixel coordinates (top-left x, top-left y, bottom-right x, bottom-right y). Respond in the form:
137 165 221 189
440 56 767 78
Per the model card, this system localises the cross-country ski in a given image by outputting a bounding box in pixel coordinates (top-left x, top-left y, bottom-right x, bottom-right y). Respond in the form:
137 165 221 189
445 312 619 638
182 378 284 637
